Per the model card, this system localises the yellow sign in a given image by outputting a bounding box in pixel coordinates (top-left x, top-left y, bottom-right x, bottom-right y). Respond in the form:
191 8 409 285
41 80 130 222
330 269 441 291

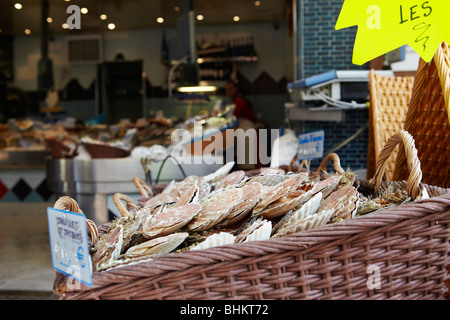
335 0 450 65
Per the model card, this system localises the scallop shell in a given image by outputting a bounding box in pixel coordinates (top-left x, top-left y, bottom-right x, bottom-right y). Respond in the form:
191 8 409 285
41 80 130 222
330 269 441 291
218 182 263 227
198 178 212 199
260 167 285 175
235 218 272 243
310 174 342 198
143 192 175 209
174 184 199 206
92 224 123 271
202 161 235 184
214 170 247 190
190 232 236 251
252 173 308 215
272 192 323 234
246 174 285 186
161 180 176 194
142 203 201 239
95 255 155 271
124 232 189 258
318 185 359 223
273 209 333 238
187 187 243 232
258 190 311 219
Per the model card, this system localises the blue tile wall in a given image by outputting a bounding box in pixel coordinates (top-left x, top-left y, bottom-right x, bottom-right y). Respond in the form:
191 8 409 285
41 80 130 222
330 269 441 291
300 108 369 171
302 0 370 77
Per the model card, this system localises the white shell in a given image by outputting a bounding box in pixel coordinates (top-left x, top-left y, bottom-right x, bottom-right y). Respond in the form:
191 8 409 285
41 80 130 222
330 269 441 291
202 161 235 184
93 224 124 270
286 192 323 223
124 232 188 258
235 219 272 244
274 209 333 237
190 232 236 251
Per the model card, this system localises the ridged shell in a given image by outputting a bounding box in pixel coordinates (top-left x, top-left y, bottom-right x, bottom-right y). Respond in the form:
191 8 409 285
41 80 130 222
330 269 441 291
272 192 322 234
187 187 243 232
310 174 342 198
202 161 235 184
218 182 263 227
124 232 188 258
215 170 247 190
143 193 175 209
174 184 199 207
161 180 176 194
260 167 285 175
318 185 359 223
273 209 333 237
190 232 236 251
246 174 285 186
142 203 202 239
259 187 316 219
235 219 272 243
198 178 212 199
252 173 308 215
92 224 123 271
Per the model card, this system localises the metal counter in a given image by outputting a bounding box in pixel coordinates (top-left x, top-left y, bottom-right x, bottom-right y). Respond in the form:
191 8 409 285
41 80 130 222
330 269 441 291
0 148 50 168
46 156 223 225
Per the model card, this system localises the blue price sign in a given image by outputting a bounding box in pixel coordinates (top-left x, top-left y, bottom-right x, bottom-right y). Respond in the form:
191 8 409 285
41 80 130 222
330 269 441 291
47 207 92 287
297 130 325 161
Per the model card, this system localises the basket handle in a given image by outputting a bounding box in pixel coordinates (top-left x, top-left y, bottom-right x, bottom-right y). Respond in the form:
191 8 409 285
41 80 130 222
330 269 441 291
288 153 297 172
371 130 422 199
316 153 345 175
53 196 99 246
113 193 139 217
133 177 153 198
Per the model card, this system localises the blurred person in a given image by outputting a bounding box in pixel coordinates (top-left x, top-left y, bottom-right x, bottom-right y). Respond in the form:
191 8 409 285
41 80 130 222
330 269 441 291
225 80 255 123
225 80 257 170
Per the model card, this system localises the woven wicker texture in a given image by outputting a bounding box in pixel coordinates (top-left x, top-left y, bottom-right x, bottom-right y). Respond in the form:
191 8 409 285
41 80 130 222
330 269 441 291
394 42 450 188
367 71 415 180
83 142 131 159
52 184 450 300
52 131 450 300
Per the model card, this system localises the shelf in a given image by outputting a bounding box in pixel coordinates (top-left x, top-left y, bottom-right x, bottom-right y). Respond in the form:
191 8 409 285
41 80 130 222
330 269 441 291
197 56 258 64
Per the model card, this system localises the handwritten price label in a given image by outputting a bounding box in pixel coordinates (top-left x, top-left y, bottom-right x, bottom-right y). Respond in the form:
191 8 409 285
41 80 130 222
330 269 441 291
297 130 324 161
335 0 450 65
47 207 92 287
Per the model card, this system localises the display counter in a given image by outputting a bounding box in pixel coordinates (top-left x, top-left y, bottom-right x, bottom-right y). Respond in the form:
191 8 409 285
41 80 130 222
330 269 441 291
0 148 53 203
46 156 224 225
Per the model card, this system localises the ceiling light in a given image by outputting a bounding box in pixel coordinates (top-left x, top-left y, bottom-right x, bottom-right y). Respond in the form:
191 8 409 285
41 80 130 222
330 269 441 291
81 7 88 14
233 16 240 22
108 23 116 30
14 3 22 10
47 17 53 23
173 5 181 12
156 17 164 24
65 0 70 2
197 14 204 21
254 1 261 6
62 23 69 29
177 85 217 93
100 14 107 20
24 29 30 35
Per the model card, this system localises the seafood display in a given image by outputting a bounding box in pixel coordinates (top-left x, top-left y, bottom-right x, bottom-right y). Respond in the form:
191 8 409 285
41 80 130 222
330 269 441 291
55 158 426 273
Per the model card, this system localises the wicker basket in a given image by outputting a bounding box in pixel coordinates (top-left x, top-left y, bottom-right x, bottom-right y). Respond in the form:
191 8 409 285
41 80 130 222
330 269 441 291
394 42 450 188
52 132 450 300
367 70 415 180
45 137 79 159
83 142 131 159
